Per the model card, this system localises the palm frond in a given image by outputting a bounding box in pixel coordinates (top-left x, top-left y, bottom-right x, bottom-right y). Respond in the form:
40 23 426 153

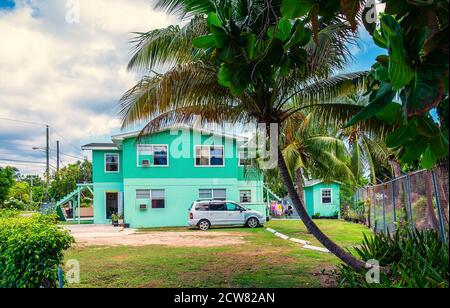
154 0 215 18
138 104 247 136
305 22 357 79
290 71 368 106
119 61 235 129
127 16 208 72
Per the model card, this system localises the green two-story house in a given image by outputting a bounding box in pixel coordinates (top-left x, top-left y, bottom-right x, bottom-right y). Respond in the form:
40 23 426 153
82 126 266 228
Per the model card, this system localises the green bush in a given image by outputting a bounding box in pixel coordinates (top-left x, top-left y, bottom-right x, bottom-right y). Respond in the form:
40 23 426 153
337 229 449 288
0 209 20 219
1 197 26 210
0 213 74 288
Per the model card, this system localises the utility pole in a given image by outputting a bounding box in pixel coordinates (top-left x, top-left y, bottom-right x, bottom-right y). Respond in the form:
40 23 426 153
46 125 50 203
56 140 60 173
30 177 33 206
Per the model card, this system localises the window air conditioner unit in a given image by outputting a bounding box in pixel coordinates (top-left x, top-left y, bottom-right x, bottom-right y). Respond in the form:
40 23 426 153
140 204 148 210
142 160 150 167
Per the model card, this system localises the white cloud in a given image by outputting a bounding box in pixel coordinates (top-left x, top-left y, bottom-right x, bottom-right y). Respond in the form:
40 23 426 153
0 0 176 174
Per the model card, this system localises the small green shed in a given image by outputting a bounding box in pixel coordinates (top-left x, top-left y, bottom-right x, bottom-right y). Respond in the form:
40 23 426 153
303 180 341 218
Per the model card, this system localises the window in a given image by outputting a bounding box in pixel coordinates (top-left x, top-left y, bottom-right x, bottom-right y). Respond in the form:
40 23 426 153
226 203 242 211
137 144 168 167
195 146 224 167
136 189 151 199
209 202 227 211
153 146 168 166
238 151 252 167
239 190 252 203
195 203 209 211
322 189 332 204
135 189 166 209
199 189 226 200
151 190 165 209
105 154 119 173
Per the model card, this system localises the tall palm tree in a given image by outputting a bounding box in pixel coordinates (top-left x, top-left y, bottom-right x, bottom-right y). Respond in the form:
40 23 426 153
119 1 387 271
281 112 354 205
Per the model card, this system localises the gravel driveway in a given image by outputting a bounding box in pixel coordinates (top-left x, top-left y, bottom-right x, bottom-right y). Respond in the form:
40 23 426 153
64 224 247 247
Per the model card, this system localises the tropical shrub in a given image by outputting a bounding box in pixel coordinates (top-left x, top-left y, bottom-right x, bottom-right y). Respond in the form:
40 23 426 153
0 209 20 219
0 214 74 288
337 229 449 288
1 197 26 211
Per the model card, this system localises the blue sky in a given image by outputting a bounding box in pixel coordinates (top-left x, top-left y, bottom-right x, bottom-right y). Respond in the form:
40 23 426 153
0 0 15 9
0 1 382 175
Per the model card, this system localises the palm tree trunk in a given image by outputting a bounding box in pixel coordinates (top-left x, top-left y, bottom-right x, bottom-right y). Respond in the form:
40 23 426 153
388 156 403 179
437 160 449 225
277 146 368 272
295 168 306 205
424 171 440 232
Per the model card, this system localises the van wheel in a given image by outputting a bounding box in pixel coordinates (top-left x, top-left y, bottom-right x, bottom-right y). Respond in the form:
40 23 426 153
198 220 211 231
247 217 259 229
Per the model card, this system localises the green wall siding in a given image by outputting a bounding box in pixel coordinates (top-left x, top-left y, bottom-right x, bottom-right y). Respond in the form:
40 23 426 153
93 182 123 224
92 150 123 183
123 178 265 228
121 130 252 180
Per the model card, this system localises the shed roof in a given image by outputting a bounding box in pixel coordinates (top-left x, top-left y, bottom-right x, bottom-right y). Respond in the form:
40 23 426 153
81 143 118 151
304 179 342 187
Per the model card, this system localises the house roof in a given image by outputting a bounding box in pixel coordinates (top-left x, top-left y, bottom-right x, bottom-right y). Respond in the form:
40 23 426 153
110 125 248 148
81 125 249 151
81 143 118 151
304 179 342 187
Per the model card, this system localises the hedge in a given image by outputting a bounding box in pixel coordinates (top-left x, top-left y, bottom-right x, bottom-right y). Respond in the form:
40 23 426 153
0 213 74 288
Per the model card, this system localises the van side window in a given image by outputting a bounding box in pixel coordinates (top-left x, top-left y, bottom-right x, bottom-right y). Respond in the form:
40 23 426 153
226 203 240 211
209 203 226 211
195 203 209 211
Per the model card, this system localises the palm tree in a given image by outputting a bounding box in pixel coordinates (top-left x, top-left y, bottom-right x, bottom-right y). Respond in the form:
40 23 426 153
281 112 354 205
119 0 386 271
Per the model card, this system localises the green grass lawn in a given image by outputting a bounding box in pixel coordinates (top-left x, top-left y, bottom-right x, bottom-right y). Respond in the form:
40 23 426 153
64 220 371 288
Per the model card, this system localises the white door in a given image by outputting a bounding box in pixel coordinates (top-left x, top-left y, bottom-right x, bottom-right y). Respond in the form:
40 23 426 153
208 202 228 225
226 202 245 225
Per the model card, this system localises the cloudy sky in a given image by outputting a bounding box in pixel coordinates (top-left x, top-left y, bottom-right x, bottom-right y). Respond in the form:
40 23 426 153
0 0 383 175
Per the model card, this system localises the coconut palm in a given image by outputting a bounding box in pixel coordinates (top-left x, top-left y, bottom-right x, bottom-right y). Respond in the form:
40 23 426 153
119 0 388 271
281 112 354 205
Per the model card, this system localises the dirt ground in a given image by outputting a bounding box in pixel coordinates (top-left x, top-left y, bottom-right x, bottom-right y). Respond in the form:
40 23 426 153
64 225 247 247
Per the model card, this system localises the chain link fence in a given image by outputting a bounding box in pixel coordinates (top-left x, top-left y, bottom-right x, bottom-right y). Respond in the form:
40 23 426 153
353 167 449 241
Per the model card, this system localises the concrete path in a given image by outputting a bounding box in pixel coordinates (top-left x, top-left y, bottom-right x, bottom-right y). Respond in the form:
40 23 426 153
265 228 330 253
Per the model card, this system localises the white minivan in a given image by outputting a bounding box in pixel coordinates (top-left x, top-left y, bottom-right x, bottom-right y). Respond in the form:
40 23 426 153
189 200 265 231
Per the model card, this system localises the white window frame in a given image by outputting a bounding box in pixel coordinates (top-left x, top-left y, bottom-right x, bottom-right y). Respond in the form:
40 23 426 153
104 153 120 173
194 145 225 167
239 190 252 203
135 189 166 209
137 144 169 168
321 188 333 204
151 189 166 209
198 188 227 200
238 151 253 167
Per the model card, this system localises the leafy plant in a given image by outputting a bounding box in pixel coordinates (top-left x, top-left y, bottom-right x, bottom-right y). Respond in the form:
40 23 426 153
0 214 74 288
346 1 449 169
337 228 449 288
111 213 119 223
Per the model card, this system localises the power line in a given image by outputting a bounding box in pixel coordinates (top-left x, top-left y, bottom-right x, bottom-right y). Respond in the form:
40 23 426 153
50 128 82 154
0 117 47 127
0 158 47 165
